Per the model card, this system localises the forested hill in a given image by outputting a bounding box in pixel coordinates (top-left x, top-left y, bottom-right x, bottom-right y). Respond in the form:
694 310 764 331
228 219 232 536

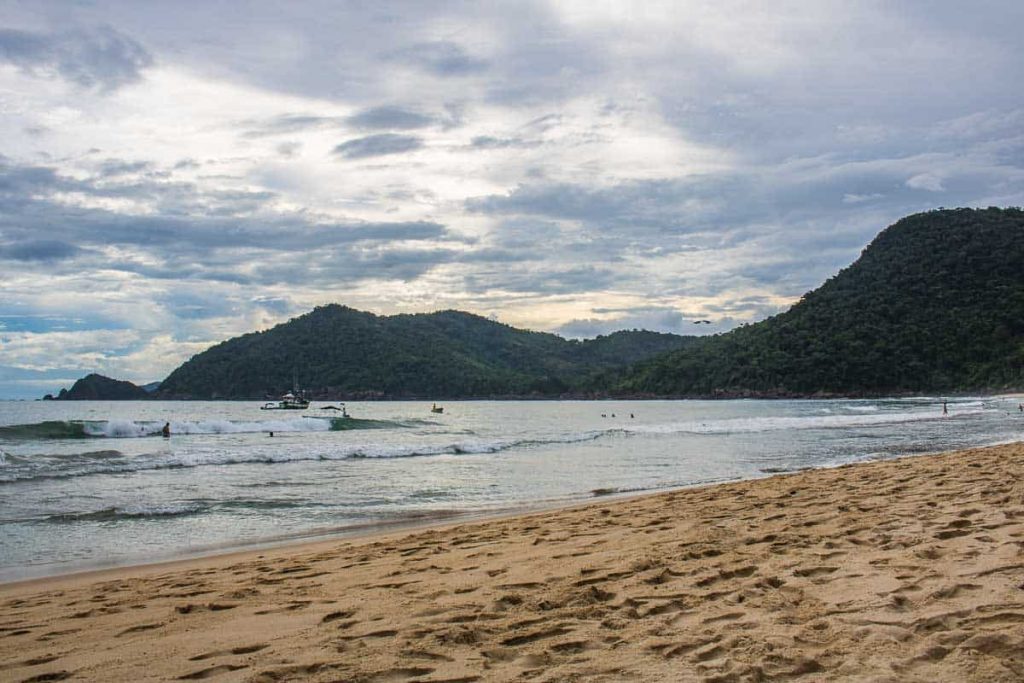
157 307 695 399
50 374 150 400
618 207 1024 396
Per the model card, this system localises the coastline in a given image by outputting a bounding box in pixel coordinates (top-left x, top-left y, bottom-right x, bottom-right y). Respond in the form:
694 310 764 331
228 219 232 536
37 390 1024 401
3 442 1023 681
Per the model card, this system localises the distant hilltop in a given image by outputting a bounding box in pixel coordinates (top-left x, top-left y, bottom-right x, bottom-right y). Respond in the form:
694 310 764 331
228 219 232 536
44 373 152 401
156 309 694 399
47 208 1024 400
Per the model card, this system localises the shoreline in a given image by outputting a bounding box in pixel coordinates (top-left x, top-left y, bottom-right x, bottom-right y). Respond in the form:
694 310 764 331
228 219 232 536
3 442 1023 681
1 478 742 588
0 499 593 588
35 390 1024 401
2 433 1010 587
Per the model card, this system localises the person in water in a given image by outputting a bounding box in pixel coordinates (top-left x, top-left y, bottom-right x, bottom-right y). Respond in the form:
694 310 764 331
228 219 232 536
161 422 170 438
942 401 948 416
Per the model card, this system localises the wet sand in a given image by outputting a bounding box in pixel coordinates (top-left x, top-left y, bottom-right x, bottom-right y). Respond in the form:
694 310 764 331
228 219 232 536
2 442 1023 682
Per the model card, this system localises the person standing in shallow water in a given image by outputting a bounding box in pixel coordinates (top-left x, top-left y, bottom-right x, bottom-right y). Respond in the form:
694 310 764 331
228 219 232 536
942 401 948 416
161 422 171 438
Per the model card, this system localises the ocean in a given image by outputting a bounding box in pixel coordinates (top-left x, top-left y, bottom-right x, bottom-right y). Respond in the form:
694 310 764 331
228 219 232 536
1 397 1021 582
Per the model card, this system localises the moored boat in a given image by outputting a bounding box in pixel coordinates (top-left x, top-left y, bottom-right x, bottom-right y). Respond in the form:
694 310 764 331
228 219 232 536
260 392 310 410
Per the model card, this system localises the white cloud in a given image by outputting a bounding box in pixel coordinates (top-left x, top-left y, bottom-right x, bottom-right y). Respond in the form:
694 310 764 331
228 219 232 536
906 172 946 192
842 193 884 204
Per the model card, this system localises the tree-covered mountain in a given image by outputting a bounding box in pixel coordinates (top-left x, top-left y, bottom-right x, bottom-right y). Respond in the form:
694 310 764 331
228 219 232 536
618 207 1024 396
50 374 151 400
157 307 695 399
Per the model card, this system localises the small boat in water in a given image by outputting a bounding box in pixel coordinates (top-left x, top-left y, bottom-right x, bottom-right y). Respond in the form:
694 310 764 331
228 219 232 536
260 392 310 410
320 403 349 417
431 403 444 414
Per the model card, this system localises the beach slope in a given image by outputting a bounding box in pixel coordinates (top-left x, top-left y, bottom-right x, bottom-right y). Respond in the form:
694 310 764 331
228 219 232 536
2 443 1023 681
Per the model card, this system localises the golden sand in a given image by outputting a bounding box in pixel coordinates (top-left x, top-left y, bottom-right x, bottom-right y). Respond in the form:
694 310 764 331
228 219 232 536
2 443 1023 682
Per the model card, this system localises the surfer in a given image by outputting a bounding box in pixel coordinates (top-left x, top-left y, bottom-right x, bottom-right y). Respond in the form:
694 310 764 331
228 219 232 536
161 422 170 438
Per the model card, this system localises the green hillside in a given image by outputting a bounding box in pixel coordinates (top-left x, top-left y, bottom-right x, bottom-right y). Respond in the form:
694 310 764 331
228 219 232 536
52 374 150 400
157 307 694 399
619 207 1024 396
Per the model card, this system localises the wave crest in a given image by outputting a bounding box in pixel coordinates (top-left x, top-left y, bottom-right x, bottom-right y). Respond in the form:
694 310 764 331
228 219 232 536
0 416 402 440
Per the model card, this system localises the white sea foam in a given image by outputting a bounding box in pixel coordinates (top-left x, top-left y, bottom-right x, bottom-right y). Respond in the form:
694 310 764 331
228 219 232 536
626 407 986 436
82 418 336 438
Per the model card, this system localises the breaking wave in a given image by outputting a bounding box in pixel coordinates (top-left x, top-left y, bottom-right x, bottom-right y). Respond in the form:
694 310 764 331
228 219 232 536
625 406 986 436
0 417 401 440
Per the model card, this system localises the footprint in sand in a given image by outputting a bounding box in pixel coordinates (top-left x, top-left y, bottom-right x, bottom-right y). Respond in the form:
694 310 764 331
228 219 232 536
792 566 838 578
175 603 238 614
177 664 248 680
320 609 357 624
188 644 269 661
116 622 164 637
19 672 73 682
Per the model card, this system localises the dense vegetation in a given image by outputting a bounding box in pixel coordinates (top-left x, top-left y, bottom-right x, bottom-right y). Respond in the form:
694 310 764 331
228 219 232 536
157 308 695 399
619 208 1024 396
50 373 151 400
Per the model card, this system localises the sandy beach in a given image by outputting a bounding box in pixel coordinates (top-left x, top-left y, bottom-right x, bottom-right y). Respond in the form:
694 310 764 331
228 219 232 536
2 442 1023 682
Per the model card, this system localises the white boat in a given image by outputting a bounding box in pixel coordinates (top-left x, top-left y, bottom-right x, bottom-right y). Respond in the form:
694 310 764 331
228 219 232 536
260 392 310 410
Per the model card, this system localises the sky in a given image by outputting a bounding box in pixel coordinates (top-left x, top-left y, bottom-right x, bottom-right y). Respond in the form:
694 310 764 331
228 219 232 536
1 1 1023 398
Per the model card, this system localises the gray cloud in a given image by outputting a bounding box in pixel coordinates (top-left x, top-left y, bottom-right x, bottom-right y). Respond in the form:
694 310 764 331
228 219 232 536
333 133 424 159
462 264 622 296
346 106 435 130
275 142 302 157
470 135 541 150
0 26 152 91
96 159 152 177
466 180 684 228
0 157 460 287
0 239 82 262
466 129 1024 294
386 41 488 76
240 114 346 138
251 296 296 315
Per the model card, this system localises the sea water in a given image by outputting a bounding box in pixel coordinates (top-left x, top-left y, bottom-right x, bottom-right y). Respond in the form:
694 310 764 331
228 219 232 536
1 397 1022 582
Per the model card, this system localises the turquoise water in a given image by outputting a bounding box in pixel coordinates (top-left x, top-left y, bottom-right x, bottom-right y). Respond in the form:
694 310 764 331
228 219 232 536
1 397 1021 581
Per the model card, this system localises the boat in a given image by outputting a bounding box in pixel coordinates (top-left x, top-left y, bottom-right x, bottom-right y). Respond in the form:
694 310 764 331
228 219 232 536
431 403 444 414
260 392 310 410
320 403 349 417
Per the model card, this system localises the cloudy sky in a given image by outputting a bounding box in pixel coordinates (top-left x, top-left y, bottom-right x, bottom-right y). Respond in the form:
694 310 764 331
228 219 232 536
1 1 1023 398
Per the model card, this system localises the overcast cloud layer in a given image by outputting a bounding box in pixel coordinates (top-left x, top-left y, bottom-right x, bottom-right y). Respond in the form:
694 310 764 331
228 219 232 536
1 1 1022 397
